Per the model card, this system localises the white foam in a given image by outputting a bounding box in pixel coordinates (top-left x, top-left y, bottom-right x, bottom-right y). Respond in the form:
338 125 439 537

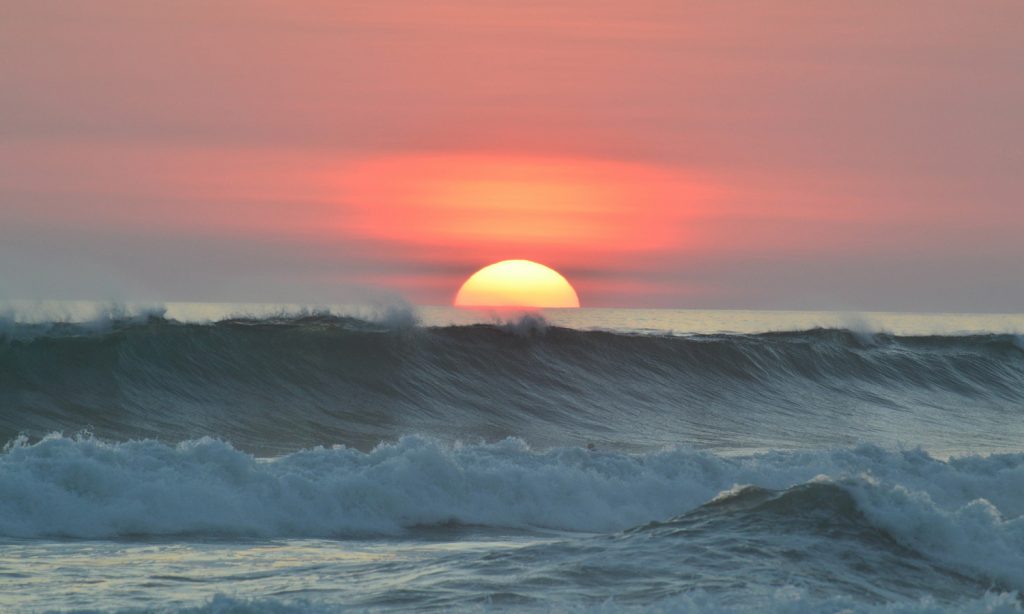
0 435 739 538
6 435 1024 591
849 478 1024 590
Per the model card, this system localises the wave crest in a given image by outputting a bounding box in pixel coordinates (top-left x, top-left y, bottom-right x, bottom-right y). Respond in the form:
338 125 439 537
2 315 1022 453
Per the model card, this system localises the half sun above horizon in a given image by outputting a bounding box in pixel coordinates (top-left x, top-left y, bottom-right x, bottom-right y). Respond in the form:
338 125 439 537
454 260 581 308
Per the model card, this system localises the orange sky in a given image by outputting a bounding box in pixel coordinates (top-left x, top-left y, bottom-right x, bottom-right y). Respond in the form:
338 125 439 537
1 2 1022 309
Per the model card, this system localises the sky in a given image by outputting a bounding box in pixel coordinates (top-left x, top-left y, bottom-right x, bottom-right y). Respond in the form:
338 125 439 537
1 1 1022 311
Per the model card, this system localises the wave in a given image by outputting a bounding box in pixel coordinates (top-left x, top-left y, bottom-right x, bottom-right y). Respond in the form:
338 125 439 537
2 314 1023 454
55 592 1024 613
141 591 1024 614
4 435 1024 592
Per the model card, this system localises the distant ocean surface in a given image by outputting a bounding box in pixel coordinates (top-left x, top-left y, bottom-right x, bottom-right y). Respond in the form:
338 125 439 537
2 302 1024 612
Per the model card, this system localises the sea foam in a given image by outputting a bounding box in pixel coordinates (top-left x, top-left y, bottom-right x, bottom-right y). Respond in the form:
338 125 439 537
4 435 1024 590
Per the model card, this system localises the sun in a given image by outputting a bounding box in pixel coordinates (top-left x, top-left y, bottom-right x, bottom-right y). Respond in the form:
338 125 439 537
454 260 581 308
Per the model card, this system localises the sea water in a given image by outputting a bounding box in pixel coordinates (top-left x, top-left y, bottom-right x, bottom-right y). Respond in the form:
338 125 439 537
2 303 1023 612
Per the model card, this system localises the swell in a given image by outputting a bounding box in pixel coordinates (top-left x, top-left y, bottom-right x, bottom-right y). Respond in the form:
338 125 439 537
1 315 1023 453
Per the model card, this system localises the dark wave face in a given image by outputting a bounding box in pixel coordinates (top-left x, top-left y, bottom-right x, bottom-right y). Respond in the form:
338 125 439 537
2 314 1023 455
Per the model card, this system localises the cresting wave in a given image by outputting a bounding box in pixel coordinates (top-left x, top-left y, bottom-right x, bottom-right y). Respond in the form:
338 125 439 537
3 435 1024 593
1 313 1023 454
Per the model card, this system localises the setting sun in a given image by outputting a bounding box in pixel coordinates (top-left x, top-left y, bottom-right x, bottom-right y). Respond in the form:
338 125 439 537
454 260 581 308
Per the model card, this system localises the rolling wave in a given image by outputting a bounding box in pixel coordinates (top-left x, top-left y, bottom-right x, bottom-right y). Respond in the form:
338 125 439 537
3 435 1024 595
1 314 1023 454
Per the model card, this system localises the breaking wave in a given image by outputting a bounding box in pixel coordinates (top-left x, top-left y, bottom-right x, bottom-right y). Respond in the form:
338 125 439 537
4 435 1024 595
1 314 1022 454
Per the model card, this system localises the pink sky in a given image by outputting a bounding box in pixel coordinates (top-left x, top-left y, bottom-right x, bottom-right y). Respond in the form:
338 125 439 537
2 2 1022 310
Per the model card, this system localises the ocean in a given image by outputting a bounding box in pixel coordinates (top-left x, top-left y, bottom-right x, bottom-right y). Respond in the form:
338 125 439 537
2 302 1024 612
